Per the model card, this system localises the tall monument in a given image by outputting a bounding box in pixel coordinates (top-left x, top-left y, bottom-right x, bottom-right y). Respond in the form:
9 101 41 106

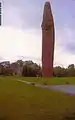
0 2 1 25
41 1 55 77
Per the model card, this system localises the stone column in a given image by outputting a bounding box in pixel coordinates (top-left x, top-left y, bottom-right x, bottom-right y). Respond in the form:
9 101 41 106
41 1 55 77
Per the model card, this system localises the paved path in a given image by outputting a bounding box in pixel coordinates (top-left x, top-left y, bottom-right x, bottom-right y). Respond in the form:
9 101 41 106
17 80 75 95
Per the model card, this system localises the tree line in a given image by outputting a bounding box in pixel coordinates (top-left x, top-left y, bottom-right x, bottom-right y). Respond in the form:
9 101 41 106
0 60 75 77
53 64 75 77
0 60 42 77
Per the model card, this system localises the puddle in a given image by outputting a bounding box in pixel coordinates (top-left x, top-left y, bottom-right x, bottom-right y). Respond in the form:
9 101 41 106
49 85 75 95
17 80 75 95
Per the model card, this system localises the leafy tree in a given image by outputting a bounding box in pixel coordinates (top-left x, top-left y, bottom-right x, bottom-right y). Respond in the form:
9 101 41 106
68 64 74 69
22 61 42 77
16 60 23 67
53 66 66 77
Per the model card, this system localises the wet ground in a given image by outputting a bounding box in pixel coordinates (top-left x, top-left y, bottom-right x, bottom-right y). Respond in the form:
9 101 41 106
49 85 75 95
17 80 75 95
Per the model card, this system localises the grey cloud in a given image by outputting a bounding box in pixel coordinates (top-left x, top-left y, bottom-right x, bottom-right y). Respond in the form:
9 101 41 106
56 28 75 55
17 56 41 61
65 43 75 54
63 36 75 54
3 0 45 29
3 0 75 30
0 56 5 61
3 0 75 55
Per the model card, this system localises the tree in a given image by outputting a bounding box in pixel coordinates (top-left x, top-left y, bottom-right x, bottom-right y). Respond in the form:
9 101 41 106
67 64 75 76
22 61 42 77
16 60 23 67
53 66 67 77
68 64 74 69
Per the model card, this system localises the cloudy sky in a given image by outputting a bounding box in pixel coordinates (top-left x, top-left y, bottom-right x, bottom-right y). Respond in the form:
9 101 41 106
0 0 75 67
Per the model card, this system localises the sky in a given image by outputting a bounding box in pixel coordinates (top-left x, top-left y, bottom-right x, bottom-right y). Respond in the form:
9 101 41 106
0 0 75 67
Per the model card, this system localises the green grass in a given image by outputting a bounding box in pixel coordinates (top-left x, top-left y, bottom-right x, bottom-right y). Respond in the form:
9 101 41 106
14 76 75 85
0 76 75 119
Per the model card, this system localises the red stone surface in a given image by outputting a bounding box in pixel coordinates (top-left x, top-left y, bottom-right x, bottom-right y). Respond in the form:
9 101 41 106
41 1 55 77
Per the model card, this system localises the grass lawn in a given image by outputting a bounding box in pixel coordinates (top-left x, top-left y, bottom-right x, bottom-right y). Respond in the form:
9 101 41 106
14 76 75 85
0 76 75 119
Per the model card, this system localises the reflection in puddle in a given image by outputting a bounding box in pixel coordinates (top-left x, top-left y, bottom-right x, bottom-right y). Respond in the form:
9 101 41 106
49 85 75 95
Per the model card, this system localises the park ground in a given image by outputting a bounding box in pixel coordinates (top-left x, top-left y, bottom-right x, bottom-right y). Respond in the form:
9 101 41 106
17 76 75 85
0 76 75 119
